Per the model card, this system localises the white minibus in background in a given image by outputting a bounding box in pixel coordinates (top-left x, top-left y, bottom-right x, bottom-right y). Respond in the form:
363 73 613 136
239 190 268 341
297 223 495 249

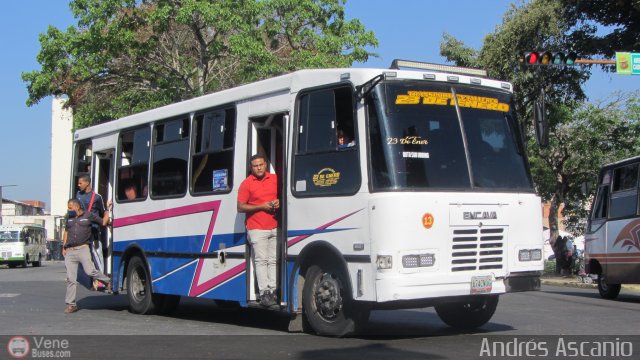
0 224 46 268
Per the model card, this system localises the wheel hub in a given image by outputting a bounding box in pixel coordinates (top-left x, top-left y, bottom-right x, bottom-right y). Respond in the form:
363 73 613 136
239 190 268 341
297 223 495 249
130 267 146 302
314 273 343 320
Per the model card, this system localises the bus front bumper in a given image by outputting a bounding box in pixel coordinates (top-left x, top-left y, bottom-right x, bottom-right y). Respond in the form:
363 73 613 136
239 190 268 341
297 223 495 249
375 272 507 303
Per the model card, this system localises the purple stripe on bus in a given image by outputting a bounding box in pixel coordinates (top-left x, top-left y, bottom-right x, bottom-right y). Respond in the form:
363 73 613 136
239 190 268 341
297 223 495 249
112 200 221 228
189 262 246 297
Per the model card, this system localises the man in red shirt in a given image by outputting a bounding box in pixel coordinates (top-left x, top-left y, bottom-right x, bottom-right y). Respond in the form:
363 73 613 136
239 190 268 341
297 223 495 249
237 154 280 307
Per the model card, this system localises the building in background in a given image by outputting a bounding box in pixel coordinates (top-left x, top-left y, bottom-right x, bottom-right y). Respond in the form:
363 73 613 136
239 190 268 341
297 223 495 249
1 199 64 260
50 96 73 217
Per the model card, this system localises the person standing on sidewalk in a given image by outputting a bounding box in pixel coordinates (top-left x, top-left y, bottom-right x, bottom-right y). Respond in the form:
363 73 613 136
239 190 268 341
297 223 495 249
62 198 112 314
237 154 279 307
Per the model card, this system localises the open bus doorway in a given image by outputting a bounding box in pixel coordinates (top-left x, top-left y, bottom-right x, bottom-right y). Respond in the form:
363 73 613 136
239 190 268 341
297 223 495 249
245 113 287 307
94 149 114 275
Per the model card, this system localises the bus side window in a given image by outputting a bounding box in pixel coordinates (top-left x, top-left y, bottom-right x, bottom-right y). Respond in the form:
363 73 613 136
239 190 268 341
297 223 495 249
591 185 609 222
610 163 639 218
73 141 92 192
191 107 236 194
293 86 360 197
152 118 190 197
117 127 150 201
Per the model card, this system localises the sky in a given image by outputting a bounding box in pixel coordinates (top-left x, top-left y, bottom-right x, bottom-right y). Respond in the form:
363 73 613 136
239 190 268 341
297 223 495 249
0 0 638 209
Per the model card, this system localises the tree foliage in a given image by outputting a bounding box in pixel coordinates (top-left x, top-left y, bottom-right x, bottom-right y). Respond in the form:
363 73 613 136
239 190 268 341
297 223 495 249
22 0 377 128
561 0 640 62
529 92 640 235
439 0 640 242
441 0 590 127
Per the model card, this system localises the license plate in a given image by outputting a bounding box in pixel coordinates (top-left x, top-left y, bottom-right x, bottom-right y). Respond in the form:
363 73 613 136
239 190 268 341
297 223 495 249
470 275 492 294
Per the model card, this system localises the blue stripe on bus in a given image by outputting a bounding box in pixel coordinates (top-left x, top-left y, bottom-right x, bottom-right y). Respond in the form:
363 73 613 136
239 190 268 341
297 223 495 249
113 232 246 254
151 259 198 295
286 228 355 237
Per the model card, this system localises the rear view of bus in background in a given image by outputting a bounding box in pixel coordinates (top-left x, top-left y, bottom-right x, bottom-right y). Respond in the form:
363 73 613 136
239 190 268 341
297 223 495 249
586 156 640 299
0 224 46 268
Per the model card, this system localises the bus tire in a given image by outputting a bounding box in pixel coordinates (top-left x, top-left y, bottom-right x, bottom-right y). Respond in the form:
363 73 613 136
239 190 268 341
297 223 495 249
126 256 159 315
33 254 42 267
435 295 499 330
23 255 29 268
597 275 621 300
302 264 356 337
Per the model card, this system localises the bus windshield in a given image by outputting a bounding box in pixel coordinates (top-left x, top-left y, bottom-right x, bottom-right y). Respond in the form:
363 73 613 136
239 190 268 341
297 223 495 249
367 81 533 191
0 231 20 243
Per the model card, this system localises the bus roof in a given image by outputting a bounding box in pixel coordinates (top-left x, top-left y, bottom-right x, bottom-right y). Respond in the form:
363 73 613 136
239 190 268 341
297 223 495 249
601 155 640 170
0 224 44 231
73 66 513 141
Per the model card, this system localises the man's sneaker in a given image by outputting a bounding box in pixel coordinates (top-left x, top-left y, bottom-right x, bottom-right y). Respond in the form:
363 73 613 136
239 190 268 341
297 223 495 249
64 305 78 314
260 291 275 307
269 291 278 305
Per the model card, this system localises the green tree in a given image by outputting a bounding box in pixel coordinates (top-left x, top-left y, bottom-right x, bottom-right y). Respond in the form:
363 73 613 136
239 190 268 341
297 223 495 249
441 0 590 124
529 93 640 238
560 0 640 61
22 0 377 128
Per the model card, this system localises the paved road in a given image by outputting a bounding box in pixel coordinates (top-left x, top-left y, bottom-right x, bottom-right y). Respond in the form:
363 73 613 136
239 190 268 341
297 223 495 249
1 262 639 359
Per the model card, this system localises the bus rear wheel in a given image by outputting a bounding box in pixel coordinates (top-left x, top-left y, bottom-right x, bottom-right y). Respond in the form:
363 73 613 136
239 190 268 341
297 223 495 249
127 256 164 315
435 295 499 330
302 264 360 337
32 254 42 267
597 275 621 300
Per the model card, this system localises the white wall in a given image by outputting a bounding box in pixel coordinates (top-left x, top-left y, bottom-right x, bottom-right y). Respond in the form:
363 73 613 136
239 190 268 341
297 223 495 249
50 97 73 217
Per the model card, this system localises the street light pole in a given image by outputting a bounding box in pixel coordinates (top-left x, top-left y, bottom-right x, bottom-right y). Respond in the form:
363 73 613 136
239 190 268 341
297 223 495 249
0 184 17 225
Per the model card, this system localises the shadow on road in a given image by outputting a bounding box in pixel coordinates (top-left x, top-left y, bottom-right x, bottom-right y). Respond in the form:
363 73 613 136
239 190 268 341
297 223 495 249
77 294 516 337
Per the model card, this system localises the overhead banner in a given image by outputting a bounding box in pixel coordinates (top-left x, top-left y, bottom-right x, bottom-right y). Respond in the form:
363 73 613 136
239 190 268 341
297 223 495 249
616 52 640 75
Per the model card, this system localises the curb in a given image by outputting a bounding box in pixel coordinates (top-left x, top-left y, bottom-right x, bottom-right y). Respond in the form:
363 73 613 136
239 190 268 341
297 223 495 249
541 277 640 292
541 278 597 289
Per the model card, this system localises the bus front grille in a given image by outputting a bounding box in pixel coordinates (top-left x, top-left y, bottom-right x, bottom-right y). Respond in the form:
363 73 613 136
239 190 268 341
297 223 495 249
450 227 504 272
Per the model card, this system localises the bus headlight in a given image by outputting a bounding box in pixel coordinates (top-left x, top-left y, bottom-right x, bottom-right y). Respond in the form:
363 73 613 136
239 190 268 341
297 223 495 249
519 249 542 262
377 255 393 270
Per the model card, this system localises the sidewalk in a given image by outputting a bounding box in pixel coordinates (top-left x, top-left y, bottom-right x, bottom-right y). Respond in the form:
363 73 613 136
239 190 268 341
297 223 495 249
541 274 597 289
541 274 640 292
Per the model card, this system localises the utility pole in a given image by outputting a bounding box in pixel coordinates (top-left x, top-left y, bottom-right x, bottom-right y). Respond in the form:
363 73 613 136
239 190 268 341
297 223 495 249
0 184 17 225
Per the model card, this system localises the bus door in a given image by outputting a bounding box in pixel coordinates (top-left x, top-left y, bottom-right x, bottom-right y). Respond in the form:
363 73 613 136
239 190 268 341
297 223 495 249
94 149 115 275
247 113 288 305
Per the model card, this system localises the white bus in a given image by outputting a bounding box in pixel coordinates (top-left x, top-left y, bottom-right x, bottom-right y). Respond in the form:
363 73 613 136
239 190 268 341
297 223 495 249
585 155 640 299
0 224 46 268
72 60 543 336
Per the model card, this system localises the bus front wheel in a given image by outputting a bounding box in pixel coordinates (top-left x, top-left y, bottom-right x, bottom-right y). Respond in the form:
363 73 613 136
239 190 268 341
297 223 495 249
127 256 161 315
597 275 621 300
302 264 360 336
435 295 499 330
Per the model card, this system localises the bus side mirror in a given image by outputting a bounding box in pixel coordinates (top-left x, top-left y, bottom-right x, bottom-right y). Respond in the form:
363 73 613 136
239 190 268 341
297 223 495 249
534 100 548 147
